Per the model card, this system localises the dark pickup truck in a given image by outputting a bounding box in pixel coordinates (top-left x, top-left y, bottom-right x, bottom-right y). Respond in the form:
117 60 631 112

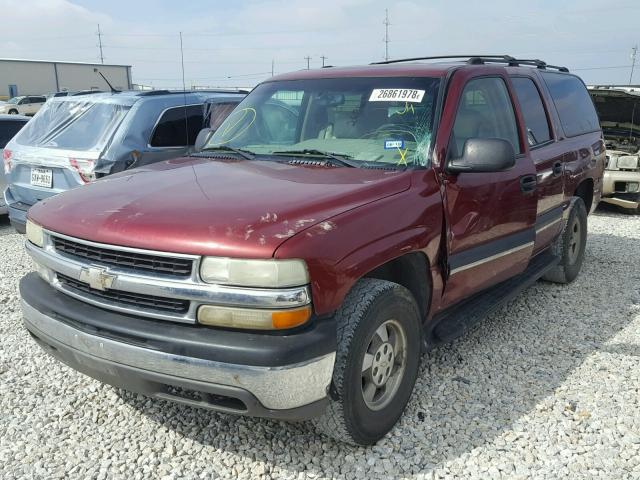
21 55 604 445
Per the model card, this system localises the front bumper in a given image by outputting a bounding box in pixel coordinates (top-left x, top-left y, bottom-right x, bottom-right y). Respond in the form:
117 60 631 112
601 170 640 210
20 274 336 419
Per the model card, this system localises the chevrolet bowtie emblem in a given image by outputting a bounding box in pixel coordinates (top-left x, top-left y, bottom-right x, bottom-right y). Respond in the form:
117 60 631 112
79 266 116 291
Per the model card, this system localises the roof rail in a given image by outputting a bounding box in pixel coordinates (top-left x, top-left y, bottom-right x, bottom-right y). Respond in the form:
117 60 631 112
371 55 569 72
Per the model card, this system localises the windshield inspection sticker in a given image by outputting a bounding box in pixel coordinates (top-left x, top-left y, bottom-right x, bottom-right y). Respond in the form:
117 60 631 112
385 140 405 149
369 88 425 102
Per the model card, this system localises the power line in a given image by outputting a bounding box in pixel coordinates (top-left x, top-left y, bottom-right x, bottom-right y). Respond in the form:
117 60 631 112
96 24 104 64
383 9 390 61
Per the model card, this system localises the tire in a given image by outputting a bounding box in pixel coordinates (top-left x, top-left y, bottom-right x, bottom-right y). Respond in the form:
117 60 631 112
542 197 587 283
313 278 422 445
8 109 18 115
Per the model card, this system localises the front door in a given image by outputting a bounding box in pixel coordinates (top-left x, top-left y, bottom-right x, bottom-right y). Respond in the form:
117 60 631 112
438 72 538 307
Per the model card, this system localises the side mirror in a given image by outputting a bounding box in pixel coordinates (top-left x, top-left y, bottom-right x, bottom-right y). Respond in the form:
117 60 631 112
194 128 213 152
447 138 516 173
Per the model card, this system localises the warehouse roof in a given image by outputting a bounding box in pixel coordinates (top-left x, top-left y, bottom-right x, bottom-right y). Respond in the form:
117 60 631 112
0 58 131 68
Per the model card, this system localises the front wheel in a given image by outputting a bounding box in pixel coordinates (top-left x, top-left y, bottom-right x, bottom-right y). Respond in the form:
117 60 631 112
542 197 587 283
313 278 422 445
8 109 18 115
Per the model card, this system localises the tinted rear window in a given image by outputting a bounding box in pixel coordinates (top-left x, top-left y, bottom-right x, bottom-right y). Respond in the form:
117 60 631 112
541 72 600 137
150 105 203 147
0 120 28 148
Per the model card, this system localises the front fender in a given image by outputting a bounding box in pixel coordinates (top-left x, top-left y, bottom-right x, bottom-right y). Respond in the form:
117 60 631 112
274 170 443 315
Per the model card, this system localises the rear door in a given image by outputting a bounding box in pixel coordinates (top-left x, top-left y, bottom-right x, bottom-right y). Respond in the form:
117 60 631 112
510 75 565 251
437 69 538 306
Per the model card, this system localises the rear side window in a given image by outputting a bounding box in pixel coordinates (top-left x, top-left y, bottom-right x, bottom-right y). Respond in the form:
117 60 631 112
511 77 552 146
0 120 28 148
150 105 203 147
450 77 520 157
541 72 600 137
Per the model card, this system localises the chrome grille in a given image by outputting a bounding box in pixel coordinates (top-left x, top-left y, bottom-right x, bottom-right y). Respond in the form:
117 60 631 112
52 236 194 277
57 273 190 315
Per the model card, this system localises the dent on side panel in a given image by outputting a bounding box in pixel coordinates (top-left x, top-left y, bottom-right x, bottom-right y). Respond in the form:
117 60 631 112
274 170 443 316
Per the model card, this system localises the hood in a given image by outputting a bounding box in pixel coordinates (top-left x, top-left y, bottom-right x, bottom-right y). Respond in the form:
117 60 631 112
590 89 639 154
29 157 411 258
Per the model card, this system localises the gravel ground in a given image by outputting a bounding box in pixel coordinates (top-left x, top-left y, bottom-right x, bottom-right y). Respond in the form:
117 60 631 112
1 208 639 480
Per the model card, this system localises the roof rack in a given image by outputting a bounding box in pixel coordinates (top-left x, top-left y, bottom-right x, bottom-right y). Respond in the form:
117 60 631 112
136 89 249 97
371 55 569 72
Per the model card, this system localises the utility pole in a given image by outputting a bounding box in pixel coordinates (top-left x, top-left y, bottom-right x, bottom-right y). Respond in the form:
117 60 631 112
304 56 312 69
271 59 275 77
320 55 328 67
97 24 104 64
383 9 391 61
631 45 638 85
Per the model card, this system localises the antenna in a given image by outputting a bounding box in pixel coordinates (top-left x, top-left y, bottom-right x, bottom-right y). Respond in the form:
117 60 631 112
179 32 190 150
631 45 638 85
320 55 328 67
93 68 118 93
383 9 391 61
97 24 104 64
304 56 312 69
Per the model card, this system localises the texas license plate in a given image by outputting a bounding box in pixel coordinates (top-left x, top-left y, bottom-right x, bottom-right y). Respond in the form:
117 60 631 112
30 168 53 188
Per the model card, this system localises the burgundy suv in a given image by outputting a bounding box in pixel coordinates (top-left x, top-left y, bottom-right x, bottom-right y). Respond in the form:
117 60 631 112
20 55 604 445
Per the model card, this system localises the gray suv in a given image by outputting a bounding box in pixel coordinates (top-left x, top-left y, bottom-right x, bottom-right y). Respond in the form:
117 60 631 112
3 90 246 232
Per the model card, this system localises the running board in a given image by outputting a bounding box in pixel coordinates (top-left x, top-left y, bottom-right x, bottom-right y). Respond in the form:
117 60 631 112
430 251 559 344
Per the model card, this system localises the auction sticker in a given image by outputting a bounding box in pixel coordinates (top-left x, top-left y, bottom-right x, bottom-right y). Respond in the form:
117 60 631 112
384 140 405 149
369 88 425 102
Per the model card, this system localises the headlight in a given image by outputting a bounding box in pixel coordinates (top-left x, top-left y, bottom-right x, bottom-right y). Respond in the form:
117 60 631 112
200 257 309 287
26 219 44 247
198 305 311 330
617 155 640 170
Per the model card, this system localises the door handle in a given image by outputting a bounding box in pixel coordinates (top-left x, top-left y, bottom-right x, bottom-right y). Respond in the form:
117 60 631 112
520 174 537 193
552 161 563 176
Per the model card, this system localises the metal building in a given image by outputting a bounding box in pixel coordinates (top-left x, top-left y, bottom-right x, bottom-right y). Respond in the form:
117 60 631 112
0 58 132 99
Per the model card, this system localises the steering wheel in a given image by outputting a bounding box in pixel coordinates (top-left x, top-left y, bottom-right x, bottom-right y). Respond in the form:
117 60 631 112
360 124 416 141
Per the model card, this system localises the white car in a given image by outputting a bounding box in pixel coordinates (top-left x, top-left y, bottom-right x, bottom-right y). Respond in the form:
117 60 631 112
0 96 47 116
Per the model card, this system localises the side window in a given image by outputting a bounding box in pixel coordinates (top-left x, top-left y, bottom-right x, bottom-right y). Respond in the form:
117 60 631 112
541 72 600 137
35 96 46 103
450 77 520 157
150 105 204 147
511 77 552 146
0 121 27 148
18 98 28 105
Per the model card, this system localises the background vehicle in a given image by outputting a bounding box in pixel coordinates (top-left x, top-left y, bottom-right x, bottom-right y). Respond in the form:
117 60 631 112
3 89 246 232
0 95 47 116
0 114 29 214
589 86 640 213
20 56 603 446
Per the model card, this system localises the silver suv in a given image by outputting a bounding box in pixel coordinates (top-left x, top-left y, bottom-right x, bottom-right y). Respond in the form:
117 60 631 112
3 89 246 231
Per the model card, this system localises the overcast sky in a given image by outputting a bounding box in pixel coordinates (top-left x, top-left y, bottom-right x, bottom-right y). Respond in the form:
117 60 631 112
1 0 639 88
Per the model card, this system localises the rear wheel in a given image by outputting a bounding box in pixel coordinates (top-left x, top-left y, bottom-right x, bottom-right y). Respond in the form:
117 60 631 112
8 109 18 115
313 278 422 445
542 197 587 283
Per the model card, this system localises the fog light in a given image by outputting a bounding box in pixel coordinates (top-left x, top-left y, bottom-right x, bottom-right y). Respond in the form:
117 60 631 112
26 219 44 247
627 182 639 193
197 305 311 330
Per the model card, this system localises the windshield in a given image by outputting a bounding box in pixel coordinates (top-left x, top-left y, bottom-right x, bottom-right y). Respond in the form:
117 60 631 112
205 77 441 168
7 97 21 105
13 99 130 152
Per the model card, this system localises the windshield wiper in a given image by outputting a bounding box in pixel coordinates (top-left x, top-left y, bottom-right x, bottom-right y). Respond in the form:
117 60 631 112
271 149 359 168
200 145 255 161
